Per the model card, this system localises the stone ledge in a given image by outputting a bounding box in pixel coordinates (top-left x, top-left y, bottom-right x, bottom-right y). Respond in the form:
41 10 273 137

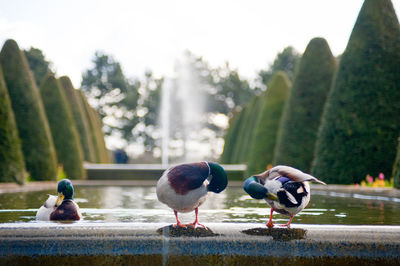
1 223 399 261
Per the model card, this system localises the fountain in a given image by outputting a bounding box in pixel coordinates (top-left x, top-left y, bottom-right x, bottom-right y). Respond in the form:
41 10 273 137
159 53 208 165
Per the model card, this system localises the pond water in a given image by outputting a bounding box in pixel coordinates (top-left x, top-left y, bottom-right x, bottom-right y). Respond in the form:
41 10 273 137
1 186 400 225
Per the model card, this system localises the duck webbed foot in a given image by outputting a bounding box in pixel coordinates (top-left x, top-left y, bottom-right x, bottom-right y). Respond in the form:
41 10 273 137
187 208 205 228
173 210 187 228
266 208 274 228
278 215 294 228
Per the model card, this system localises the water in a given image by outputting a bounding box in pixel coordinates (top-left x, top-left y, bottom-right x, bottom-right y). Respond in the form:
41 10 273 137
1 186 400 225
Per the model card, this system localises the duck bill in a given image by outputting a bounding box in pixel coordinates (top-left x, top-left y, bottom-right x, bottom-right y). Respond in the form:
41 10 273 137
56 193 64 207
266 192 278 201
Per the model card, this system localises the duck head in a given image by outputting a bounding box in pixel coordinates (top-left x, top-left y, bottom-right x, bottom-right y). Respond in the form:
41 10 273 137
244 176 277 200
56 179 74 206
207 162 228 193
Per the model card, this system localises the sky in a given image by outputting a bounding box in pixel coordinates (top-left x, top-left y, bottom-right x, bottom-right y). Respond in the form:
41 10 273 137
1 0 399 89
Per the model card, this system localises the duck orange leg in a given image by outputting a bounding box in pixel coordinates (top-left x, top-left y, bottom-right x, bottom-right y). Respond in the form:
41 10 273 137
279 215 294 228
173 210 186 228
266 208 274 228
188 208 205 228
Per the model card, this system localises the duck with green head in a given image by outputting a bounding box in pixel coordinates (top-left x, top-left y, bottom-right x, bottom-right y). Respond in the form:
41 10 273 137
36 179 82 221
244 165 326 228
156 162 228 228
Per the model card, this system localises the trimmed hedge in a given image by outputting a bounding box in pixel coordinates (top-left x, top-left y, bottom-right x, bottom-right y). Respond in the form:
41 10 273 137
59 76 96 162
0 65 26 184
220 109 244 164
0 39 57 181
246 71 291 174
40 74 85 179
393 137 400 189
78 90 110 163
273 38 337 172
312 0 400 184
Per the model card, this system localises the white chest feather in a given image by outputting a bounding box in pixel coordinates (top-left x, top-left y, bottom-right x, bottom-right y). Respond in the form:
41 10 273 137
156 172 208 213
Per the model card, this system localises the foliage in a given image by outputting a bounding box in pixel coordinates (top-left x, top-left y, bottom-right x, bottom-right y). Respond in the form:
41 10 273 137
0 64 26 184
81 51 139 136
312 0 400 184
273 38 337 172
231 96 263 163
24 47 52 87
78 90 110 163
60 76 96 162
258 46 301 85
40 74 85 179
220 109 245 164
0 39 58 181
393 138 400 189
244 71 291 173
246 71 291 175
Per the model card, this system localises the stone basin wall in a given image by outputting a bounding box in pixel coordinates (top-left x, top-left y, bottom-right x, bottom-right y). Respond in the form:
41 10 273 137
1 223 399 265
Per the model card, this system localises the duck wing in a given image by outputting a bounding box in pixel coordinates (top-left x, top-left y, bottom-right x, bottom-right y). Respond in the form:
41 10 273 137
167 162 210 195
260 165 326 185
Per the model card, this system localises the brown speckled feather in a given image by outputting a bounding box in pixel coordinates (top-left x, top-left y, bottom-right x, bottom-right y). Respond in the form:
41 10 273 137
256 165 326 185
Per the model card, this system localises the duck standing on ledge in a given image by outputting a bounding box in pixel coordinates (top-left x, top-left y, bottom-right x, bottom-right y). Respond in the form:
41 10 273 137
156 162 228 228
243 165 326 228
36 179 82 221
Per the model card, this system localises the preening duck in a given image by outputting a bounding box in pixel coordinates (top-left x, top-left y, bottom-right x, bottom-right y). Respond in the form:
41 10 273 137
243 165 326 228
36 179 82 221
156 162 228 228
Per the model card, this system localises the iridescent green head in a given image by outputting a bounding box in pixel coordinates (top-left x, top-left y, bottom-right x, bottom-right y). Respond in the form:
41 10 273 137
207 162 228 193
56 179 74 206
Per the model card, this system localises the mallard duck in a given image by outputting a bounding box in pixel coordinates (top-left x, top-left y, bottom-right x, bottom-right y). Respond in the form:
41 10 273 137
156 162 228 228
243 165 326 228
36 179 82 221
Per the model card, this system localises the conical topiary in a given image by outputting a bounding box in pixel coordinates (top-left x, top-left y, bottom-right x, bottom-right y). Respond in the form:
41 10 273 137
312 0 400 184
247 71 291 174
78 90 110 163
0 39 57 181
220 109 245 164
392 137 400 189
233 95 263 164
40 74 85 179
0 64 26 184
273 38 337 172
60 76 96 162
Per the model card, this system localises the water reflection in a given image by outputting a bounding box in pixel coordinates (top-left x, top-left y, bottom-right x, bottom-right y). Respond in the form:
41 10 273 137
0 187 399 225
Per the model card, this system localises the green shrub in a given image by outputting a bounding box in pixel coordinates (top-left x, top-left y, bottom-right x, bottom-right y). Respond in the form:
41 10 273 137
78 91 110 163
40 74 85 179
60 76 96 162
0 39 57 181
0 65 26 184
312 0 400 184
247 71 291 174
234 95 263 164
273 38 337 172
220 109 245 164
392 138 400 189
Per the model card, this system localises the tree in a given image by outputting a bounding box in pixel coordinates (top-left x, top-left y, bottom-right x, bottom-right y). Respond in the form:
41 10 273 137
40 74 85 179
60 76 96 162
24 47 52 87
0 65 26 184
246 72 291 175
274 38 337 172
81 51 139 136
312 0 400 184
0 39 57 181
258 46 301 85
